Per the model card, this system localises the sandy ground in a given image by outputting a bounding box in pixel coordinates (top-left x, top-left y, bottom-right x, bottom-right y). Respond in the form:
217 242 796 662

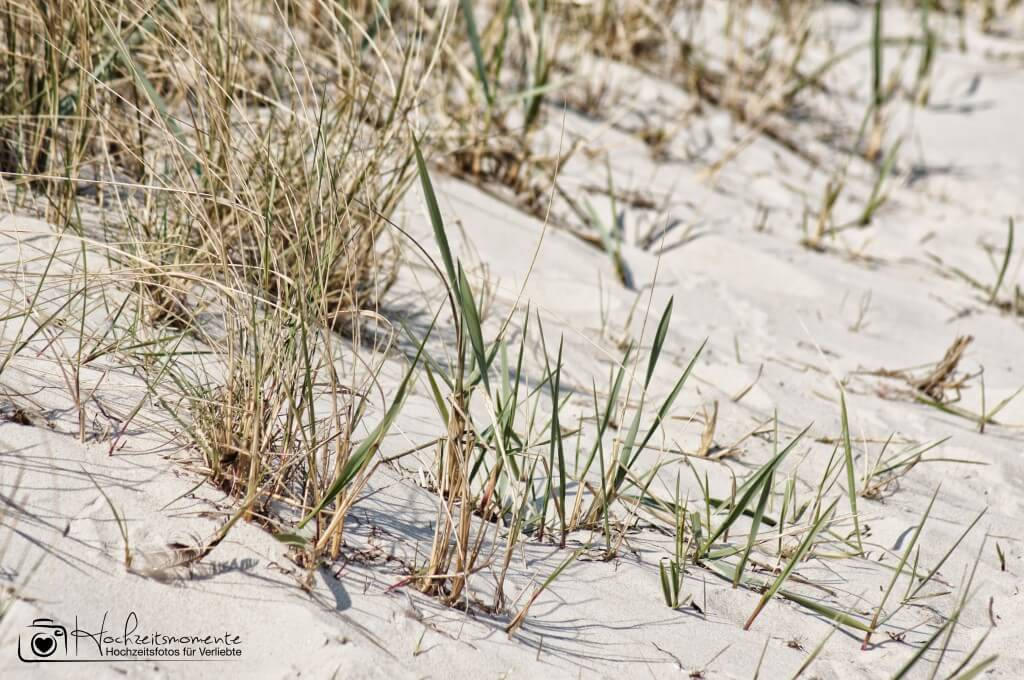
2 4 1023 679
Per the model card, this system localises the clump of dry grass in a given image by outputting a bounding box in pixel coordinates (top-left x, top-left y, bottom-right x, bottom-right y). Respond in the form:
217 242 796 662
870 335 976 403
0 0 443 570
1 0 428 330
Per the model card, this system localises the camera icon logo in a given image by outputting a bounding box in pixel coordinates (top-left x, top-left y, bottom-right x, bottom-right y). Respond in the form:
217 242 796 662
18 618 67 662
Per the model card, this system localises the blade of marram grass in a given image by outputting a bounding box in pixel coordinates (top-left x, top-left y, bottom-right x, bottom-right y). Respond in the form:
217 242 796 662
700 424 810 556
646 297 673 388
628 493 779 529
1 234 69 375
913 1 937 106
578 343 631 479
413 136 458 294
859 139 902 225
296 316 434 529
424 363 450 424
891 610 959 680
752 636 770 680
783 36 921 102
659 479 688 608
984 384 1024 426
614 339 707 491
791 621 839 679
949 656 998 680
359 0 392 51
744 498 839 630
872 0 883 110
457 265 490 393
459 0 493 107
705 551 872 633
536 316 566 541
398 318 454 393
863 486 940 647
943 626 992 679
584 197 632 288
488 0 514 77
927 536 989 677
551 338 567 543
592 384 613 552
988 217 1014 304
494 308 530 478
524 0 549 130
659 559 676 607
906 506 985 602
778 588 872 633
99 13 194 166
506 547 584 635
732 468 773 586
839 392 864 553
81 465 131 568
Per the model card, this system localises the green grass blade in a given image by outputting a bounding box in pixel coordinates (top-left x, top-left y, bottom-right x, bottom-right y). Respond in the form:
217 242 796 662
459 0 493 107
744 498 838 630
839 392 864 553
701 424 810 556
907 506 985 601
424 363 450 424
646 297 673 388
891 615 957 679
617 339 707 488
872 1 884 110
100 14 194 166
413 136 459 294
458 265 490 393
296 316 434 528
989 217 1014 304
949 656 998 680
580 343 632 478
865 486 940 646
791 621 838 679
733 469 773 586
859 139 902 225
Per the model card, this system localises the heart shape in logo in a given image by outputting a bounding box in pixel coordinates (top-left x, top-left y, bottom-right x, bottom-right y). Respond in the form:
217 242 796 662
32 634 55 656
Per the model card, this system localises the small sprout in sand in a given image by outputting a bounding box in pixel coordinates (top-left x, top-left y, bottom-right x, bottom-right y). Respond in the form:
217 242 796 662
659 477 691 609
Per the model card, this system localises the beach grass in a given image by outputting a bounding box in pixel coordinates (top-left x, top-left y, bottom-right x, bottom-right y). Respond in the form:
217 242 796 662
0 0 1018 675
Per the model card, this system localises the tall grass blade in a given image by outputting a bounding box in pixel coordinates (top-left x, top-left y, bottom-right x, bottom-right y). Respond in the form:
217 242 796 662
989 218 1014 304
701 424 810 556
458 265 490 393
744 498 838 630
732 469 773 586
647 297 673 388
459 0 493 107
864 486 940 648
839 392 863 553
414 136 459 293
616 339 707 489
296 318 433 528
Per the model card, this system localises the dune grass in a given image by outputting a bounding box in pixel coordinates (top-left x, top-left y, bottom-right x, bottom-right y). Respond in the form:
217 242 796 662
0 0 1015 674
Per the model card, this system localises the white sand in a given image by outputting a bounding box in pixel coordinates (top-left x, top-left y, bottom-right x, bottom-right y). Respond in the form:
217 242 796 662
2 4 1023 679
